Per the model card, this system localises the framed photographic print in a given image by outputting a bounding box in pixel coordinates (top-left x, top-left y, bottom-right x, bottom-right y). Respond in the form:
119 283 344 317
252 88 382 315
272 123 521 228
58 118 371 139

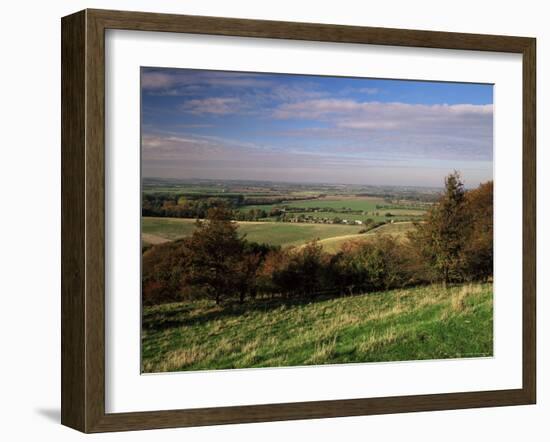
61 9 536 433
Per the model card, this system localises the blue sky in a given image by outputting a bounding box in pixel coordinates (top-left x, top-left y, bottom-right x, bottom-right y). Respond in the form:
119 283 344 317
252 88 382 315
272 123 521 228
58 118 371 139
141 67 493 187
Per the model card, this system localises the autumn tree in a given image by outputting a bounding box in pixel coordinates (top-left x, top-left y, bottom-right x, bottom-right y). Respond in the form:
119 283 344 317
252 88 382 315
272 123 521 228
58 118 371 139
142 240 190 305
463 181 493 281
330 236 416 295
263 241 326 299
256 249 291 298
294 241 326 297
182 207 245 304
411 171 471 287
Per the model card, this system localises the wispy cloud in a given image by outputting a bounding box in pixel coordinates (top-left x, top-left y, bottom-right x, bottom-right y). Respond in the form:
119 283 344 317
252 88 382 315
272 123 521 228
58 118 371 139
358 87 379 95
180 97 245 115
141 72 179 90
272 99 493 161
141 70 273 96
274 98 492 123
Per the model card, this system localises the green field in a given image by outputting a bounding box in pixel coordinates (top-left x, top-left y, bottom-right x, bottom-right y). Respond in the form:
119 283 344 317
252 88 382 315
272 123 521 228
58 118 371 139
142 217 198 240
142 282 493 372
240 196 385 213
142 216 364 248
239 196 427 224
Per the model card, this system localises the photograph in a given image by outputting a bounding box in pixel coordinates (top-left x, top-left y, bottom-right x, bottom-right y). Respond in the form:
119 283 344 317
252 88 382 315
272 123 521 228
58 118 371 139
140 67 494 373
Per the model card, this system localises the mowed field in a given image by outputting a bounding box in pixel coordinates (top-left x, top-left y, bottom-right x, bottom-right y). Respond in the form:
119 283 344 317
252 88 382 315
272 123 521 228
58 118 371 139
143 216 364 248
142 282 493 372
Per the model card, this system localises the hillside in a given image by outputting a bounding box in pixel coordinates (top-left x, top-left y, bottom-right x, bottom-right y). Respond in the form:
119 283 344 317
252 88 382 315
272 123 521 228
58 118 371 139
142 282 493 373
312 221 416 253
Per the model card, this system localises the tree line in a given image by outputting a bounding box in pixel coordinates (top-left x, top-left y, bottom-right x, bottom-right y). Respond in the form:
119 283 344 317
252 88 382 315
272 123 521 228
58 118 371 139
142 194 240 218
142 193 319 219
142 172 493 306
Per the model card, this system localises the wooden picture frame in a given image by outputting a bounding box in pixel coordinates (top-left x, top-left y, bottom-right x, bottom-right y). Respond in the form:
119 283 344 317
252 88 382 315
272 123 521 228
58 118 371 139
61 8 536 433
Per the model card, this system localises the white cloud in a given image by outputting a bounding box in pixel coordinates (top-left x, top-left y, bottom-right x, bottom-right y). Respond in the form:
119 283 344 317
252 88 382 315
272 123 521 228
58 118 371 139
141 70 273 95
358 87 380 95
274 99 492 122
336 120 399 130
269 99 493 164
273 100 493 155
180 97 244 115
141 72 179 90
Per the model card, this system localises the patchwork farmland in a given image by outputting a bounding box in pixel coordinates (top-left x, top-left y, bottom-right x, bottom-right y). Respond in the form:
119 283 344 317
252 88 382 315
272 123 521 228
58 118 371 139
141 178 431 252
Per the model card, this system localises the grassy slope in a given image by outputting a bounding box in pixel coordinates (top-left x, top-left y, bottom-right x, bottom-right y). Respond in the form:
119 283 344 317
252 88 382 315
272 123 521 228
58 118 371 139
142 217 198 240
315 222 416 253
142 282 493 373
142 216 362 247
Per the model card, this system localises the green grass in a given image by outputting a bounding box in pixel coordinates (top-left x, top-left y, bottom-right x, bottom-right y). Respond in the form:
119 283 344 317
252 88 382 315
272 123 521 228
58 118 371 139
142 283 493 373
142 216 363 247
142 217 198 240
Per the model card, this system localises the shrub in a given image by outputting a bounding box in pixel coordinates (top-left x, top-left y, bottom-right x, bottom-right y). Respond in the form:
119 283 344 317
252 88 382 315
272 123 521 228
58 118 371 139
323 235 424 296
142 240 189 305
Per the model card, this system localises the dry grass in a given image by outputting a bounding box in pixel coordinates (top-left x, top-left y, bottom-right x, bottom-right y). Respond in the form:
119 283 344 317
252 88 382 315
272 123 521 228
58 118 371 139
146 345 204 372
307 336 338 364
141 233 170 245
451 283 483 312
358 327 401 353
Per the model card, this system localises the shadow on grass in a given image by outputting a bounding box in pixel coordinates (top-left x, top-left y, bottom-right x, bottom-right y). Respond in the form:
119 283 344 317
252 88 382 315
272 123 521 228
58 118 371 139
142 288 389 332
141 280 464 333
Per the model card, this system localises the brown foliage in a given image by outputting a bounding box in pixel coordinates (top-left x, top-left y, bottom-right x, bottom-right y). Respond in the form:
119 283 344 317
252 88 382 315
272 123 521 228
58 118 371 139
463 181 493 280
409 174 493 284
331 235 423 295
142 240 190 305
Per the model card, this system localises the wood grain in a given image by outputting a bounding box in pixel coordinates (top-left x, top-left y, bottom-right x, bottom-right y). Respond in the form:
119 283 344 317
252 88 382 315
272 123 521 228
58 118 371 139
522 38 537 403
61 9 537 433
61 10 86 431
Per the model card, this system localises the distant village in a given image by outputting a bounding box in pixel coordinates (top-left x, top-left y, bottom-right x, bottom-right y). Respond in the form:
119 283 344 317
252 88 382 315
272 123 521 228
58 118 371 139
270 208 399 226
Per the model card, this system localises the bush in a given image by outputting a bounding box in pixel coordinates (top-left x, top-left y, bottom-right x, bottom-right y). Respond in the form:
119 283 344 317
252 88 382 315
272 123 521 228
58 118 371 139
142 240 189 305
329 235 420 295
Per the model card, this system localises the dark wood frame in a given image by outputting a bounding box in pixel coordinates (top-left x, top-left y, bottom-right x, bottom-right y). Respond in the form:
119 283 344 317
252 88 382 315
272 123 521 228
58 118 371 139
61 8 536 433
